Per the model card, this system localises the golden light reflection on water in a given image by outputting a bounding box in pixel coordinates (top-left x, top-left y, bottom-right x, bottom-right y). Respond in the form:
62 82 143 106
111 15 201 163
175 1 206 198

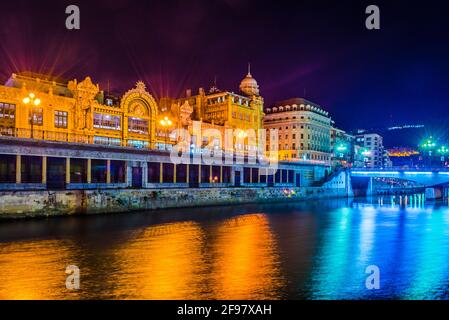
112 221 209 300
0 213 283 300
210 214 283 299
0 240 80 300
112 214 283 299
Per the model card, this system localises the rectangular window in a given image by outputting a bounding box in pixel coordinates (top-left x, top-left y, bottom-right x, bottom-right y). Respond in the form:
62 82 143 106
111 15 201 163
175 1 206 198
259 168 267 184
275 170 281 183
176 164 188 183
148 162 161 183
243 167 251 183
0 155 16 183
70 158 88 183
288 170 295 184
29 108 43 126
128 117 148 134
94 113 121 130
282 170 288 182
21 156 42 183
91 159 107 183
94 136 121 146
201 165 210 183
128 140 149 149
0 102 15 120
163 162 174 183
110 160 126 183
54 111 68 128
211 166 220 183
251 168 259 183
222 166 231 183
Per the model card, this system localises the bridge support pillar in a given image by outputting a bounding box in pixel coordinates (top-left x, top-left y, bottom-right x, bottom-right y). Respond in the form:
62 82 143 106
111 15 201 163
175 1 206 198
367 177 374 196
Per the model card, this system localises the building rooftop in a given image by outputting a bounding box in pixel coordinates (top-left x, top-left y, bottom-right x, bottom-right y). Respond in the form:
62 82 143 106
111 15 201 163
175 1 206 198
272 98 323 109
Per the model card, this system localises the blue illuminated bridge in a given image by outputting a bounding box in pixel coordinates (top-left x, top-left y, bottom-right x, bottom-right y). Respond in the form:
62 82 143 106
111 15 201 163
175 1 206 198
350 168 449 187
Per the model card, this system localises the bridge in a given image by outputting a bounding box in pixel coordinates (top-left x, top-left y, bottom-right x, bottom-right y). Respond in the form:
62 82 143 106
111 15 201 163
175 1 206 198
350 168 449 187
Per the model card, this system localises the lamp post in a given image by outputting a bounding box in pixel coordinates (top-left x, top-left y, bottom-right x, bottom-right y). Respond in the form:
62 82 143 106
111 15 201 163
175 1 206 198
159 116 173 151
23 93 41 139
420 137 437 167
438 145 448 167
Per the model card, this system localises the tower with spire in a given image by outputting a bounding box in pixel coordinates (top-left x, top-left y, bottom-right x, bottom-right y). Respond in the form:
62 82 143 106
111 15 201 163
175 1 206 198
239 63 260 96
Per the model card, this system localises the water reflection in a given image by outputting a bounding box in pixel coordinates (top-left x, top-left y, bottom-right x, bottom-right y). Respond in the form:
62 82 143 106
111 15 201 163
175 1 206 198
2 196 449 299
0 240 80 300
0 212 283 300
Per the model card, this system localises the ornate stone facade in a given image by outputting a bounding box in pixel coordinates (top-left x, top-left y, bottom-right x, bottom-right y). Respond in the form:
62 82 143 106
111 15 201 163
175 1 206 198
0 73 161 148
0 70 266 151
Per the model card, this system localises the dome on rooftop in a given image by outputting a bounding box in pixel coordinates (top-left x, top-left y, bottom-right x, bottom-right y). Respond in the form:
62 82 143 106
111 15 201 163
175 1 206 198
239 64 260 96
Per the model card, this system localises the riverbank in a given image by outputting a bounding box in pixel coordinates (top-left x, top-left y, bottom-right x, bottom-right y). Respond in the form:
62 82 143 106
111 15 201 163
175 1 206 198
0 186 352 219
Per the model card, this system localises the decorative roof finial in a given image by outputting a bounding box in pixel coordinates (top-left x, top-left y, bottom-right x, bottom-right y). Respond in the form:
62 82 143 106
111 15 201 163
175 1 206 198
247 62 252 76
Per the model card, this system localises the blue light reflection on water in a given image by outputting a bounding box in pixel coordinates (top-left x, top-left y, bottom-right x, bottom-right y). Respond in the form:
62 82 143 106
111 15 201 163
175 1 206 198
304 195 449 300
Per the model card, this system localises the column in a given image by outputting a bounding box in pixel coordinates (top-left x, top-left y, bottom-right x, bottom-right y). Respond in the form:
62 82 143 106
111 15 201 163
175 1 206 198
160 162 163 184
106 160 111 184
42 156 47 184
66 157 71 184
16 155 21 184
87 158 92 184
126 161 132 187
173 164 177 184
210 165 212 183
141 161 148 187
186 164 190 184
220 166 223 183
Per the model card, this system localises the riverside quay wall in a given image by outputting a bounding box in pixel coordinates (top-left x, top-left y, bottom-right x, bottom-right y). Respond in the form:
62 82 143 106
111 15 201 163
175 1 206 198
0 186 351 219
0 137 352 219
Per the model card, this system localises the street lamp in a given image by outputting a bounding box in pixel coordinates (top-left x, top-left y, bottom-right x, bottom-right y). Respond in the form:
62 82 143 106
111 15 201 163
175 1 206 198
438 145 448 167
421 137 436 155
159 116 173 151
22 93 41 139
336 144 347 152
438 145 448 155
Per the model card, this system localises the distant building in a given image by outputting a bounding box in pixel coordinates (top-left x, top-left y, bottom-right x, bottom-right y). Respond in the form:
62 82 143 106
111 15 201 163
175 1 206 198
331 127 355 167
355 133 391 168
263 98 332 164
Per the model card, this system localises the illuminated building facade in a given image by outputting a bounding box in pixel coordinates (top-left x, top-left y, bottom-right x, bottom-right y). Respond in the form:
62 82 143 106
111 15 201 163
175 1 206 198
355 133 391 168
0 71 332 191
264 98 332 165
171 68 265 150
0 72 160 148
331 127 355 167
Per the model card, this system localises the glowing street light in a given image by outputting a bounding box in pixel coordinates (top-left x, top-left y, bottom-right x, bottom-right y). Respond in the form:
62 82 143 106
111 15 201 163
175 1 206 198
159 116 173 151
336 144 347 152
438 146 448 155
22 93 41 139
361 148 371 157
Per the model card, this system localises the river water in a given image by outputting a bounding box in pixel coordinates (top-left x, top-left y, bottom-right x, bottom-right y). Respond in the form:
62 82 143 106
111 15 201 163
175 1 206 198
1 195 449 300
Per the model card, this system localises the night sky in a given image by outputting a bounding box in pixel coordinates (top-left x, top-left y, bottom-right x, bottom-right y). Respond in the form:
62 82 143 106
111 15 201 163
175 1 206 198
1 0 449 132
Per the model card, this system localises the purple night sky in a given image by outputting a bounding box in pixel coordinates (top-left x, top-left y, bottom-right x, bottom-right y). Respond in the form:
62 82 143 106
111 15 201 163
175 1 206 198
1 0 449 132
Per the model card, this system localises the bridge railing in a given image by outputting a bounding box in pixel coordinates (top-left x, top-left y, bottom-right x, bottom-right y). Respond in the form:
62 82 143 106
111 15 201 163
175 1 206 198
351 167 449 173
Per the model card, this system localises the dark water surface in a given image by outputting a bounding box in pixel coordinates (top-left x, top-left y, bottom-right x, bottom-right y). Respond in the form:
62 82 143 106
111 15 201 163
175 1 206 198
1 195 449 300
